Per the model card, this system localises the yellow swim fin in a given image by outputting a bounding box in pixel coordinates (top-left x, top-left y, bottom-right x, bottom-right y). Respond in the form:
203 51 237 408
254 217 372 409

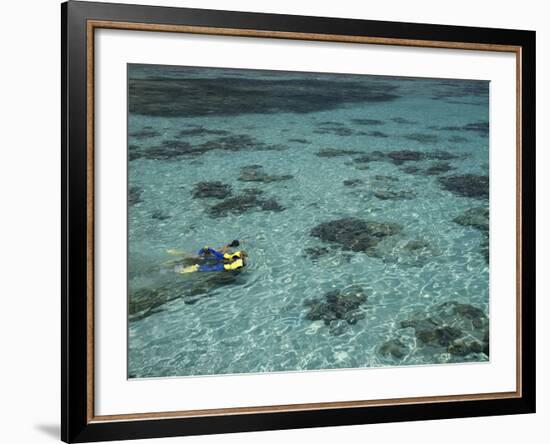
180 264 200 274
166 248 185 256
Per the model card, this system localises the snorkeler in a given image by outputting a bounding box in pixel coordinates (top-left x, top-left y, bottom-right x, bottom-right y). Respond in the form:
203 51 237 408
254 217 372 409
164 240 241 267
200 240 240 257
179 247 248 273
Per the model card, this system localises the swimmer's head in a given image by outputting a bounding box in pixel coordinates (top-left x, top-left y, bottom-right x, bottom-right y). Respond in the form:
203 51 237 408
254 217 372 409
228 240 240 248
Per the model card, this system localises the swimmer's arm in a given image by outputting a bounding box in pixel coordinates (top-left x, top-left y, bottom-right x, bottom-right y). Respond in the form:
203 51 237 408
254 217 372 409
198 246 225 259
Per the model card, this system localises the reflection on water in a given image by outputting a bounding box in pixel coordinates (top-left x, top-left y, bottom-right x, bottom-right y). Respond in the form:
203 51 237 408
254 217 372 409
127 64 489 378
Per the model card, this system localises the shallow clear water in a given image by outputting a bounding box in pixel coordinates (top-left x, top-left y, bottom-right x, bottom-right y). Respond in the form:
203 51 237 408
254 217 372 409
127 64 489 378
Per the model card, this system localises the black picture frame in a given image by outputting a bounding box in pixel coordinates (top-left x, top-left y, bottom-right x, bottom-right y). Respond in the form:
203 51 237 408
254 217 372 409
62 1 536 442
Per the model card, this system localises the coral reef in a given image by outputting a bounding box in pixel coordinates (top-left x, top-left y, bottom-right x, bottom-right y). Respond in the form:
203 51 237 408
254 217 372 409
304 286 367 332
310 217 402 253
192 181 233 199
238 165 293 183
208 189 285 217
439 174 489 198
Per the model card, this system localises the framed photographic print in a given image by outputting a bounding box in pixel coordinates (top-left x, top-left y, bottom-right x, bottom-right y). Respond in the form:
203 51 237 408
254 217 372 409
61 1 536 442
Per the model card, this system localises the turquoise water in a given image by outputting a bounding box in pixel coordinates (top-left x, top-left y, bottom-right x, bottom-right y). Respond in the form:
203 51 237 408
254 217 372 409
127 64 489 378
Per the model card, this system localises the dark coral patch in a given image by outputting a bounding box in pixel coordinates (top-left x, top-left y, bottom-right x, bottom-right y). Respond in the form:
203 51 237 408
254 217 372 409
238 165 293 183
304 286 367 330
129 128 161 139
316 148 364 158
310 217 402 253
343 179 364 187
448 135 469 143
378 339 408 359
351 118 385 125
403 133 439 144
428 150 462 160
208 190 284 217
425 162 455 175
432 121 489 137
439 174 489 198
128 186 143 205
192 181 232 199
132 140 202 160
453 206 489 263
374 190 416 200
401 166 421 174
454 207 489 231
178 126 230 137
365 130 389 138
352 151 386 163
399 301 489 358
314 123 355 136
198 134 286 152
391 117 417 124
387 150 425 165
129 67 400 118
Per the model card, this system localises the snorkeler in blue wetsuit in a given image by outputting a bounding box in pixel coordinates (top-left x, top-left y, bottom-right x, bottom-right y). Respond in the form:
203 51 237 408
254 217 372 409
179 245 247 273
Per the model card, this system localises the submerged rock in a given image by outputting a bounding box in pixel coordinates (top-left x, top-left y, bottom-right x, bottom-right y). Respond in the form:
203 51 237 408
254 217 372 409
448 135 469 143
198 134 286 153
425 162 455 175
129 128 161 139
151 209 170 221
304 286 367 331
178 126 229 137
343 179 364 187
208 190 284 217
453 206 489 231
397 301 489 358
370 237 439 268
374 175 399 182
378 339 409 359
314 126 355 136
129 268 243 318
404 239 430 251
129 72 400 118
454 207 490 261
391 117 417 124
401 166 421 174
435 121 489 137
439 174 489 199
310 217 402 253
351 118 385 125
128 186 143 205
353 151 387 164
373 189 416 200
427 150 462 160
403 133 439 144
387 150 425 165
135 140 206 160
316 148 363 158
192 181 232 199
238 165 293 183
365 130 389 138
303 246 332 261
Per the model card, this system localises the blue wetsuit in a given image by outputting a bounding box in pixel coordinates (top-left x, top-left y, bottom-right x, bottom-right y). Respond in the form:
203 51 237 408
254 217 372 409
194 247 244 272
196 247 227 272
198 247 225 260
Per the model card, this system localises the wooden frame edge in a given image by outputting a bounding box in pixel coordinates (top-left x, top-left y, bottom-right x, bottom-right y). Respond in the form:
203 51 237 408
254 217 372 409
84 18 525 425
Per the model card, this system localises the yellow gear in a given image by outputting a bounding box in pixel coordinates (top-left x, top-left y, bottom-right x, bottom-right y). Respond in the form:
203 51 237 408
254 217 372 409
181 264 199 273
223 251 242 260
223 259 244 271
